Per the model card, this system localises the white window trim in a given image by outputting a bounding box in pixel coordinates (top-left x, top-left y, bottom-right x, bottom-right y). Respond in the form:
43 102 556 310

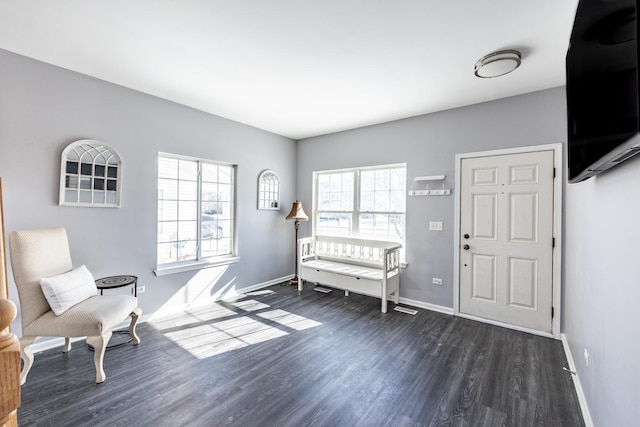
154 256 240 276
156 152 237 273
312 163 407 248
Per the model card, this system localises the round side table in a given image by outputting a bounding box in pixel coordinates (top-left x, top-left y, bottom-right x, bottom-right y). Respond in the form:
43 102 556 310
95 275 138 297
91 275 139 350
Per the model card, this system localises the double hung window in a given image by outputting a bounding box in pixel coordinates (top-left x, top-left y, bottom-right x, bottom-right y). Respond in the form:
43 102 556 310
157 153 236 272
314 164 406 250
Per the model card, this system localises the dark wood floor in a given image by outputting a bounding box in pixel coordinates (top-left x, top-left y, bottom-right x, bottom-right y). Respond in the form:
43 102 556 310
18 282 584 427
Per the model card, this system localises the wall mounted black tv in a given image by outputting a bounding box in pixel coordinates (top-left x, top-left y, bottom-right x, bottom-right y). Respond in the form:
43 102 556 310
567 0 640 183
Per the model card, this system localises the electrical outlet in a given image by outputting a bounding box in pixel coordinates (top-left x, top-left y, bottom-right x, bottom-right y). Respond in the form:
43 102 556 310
584 348 589 367
136 285 145 294
429 221 443 231
432 278 443 285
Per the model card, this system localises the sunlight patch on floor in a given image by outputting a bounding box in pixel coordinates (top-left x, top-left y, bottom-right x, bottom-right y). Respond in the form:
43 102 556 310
164 319 288 359
151 305 238 329
190 307 238 322
155 293 322 359
229 299 271 312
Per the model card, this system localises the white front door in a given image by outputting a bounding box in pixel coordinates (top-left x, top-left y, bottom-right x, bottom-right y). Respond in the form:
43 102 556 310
459 150 554 333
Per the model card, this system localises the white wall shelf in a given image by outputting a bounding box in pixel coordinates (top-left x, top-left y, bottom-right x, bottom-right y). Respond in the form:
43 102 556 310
414 174 446 182
410 174 450 196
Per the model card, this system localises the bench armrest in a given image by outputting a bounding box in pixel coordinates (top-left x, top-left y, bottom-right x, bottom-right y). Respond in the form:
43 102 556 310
298 237 316 262
383 244 402 274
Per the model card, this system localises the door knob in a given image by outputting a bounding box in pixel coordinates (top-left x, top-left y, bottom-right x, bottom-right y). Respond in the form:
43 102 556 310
463 244 470 250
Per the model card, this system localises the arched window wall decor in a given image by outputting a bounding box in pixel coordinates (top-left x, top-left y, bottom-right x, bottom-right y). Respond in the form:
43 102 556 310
59 139 122 207
258 170 280 210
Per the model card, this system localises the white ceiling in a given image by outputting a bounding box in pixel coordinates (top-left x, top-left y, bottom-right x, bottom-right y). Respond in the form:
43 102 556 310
0 1 579 140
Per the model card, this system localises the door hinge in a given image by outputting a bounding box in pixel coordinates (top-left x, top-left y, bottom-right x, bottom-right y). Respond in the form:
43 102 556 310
552 307 555 318
552 237 555 248
553 167 556 178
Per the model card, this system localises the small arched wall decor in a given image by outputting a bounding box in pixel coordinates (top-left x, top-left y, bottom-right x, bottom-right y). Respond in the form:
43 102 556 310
59 139 122 207
258 169 280 210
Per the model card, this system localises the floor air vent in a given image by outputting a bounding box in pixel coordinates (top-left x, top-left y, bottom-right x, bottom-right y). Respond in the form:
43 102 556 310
394 306 418 315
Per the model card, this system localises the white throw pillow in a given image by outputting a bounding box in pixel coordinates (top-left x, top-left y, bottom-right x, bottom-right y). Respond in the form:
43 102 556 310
40 265 98 315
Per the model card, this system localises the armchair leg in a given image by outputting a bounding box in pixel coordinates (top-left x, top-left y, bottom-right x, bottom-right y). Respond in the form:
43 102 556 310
63 337 71 353
129 307 142 345
18 336 37 385
86 331 112 383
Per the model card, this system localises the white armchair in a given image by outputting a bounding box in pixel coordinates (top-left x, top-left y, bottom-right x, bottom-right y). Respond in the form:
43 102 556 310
9 227 141 384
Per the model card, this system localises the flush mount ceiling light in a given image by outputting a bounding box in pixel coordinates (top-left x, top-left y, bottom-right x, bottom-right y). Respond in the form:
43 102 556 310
474 50 522 78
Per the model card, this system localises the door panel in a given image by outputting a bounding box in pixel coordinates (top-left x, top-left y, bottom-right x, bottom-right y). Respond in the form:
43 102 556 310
473 167 499 185
510 164 539 184
460 150 554 333
473 194 498 240
471 254 497 302
508 257 537 308
509 192 538 243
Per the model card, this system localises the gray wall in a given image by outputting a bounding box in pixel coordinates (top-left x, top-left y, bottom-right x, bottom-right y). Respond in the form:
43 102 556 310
0 49 297 334
564 157 640 426
297 87 567 307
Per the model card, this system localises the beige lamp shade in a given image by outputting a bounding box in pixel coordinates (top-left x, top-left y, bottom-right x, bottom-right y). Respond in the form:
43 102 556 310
286 200 309 221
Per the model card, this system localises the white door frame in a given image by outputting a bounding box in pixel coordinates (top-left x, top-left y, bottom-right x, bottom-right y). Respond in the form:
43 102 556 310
454 143 563 339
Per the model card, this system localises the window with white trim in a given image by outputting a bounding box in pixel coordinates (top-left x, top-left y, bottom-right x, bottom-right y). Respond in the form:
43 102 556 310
314 164 406 250
157 153 236 269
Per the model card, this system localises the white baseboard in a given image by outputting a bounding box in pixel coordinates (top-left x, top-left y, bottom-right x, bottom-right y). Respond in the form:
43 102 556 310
397 297 454 316
561 333 594 427
27 275 293 354
27 336 85 355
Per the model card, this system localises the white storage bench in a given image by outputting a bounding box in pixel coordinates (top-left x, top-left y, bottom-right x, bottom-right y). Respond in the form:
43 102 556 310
298 236 402 313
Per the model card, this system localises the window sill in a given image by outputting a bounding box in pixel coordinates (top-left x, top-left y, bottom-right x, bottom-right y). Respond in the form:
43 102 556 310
154 256 240 276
